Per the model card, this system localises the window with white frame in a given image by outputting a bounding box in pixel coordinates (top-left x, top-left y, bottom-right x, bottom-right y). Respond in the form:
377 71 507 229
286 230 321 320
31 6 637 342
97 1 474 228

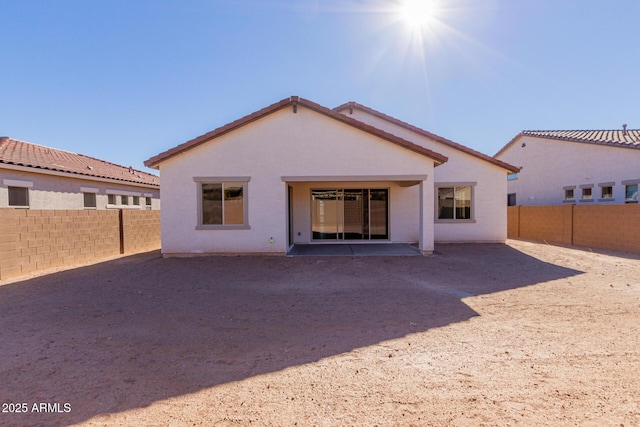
437 185 473 221
83 192 97 208
598 183 614 201
564 187 575 202
145 196 152 209
624 182 638 203
580 186 593 201
108 194 116 205
81 187 98 209
8 186 29 207
195 177 250 228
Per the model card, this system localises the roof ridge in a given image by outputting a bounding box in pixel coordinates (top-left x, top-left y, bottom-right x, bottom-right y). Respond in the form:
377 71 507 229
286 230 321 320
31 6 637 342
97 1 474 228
334 102 519 173
0 137 159 186
76 152 158 177
495 129 640 158
145 96 450 168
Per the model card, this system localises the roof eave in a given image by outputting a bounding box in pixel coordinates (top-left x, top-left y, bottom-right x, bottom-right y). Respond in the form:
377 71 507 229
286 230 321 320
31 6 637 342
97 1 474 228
145 96 449 168
336 102 519 173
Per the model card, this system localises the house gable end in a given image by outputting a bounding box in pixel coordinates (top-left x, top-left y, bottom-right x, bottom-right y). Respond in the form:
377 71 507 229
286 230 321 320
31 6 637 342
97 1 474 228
144 97 448 169
334 102 519 173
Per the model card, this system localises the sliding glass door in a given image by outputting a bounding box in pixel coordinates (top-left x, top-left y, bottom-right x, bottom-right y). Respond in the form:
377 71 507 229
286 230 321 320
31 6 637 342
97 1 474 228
312 188 388 241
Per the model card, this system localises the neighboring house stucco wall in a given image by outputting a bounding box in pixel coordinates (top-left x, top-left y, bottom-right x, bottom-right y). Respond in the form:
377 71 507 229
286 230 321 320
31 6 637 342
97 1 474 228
158 107 436 255
496 136 640 206
339 109 509 243
0 167 160 210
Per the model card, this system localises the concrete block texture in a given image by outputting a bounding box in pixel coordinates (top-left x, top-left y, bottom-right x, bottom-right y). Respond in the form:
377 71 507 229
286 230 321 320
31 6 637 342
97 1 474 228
0 209 160 280
508 204 640 254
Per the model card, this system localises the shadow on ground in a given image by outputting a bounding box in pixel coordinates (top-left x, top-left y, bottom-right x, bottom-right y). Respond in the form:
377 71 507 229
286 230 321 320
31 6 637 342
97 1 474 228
0 244 582 426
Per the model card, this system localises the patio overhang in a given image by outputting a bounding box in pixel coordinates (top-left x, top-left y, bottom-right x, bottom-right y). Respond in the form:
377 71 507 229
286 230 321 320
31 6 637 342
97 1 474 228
281 174 428 187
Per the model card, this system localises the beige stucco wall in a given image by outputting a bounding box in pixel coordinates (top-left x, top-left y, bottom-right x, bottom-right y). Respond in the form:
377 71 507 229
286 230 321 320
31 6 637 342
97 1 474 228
497 137 640 206
0 167 160 210
158 106 436 255
339 109 509 243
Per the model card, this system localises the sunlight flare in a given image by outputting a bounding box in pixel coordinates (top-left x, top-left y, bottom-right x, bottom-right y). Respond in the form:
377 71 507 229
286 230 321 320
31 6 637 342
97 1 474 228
398 0 440 32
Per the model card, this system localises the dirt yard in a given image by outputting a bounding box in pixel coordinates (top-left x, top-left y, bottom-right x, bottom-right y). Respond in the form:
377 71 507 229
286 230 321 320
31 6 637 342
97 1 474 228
0 240 638 427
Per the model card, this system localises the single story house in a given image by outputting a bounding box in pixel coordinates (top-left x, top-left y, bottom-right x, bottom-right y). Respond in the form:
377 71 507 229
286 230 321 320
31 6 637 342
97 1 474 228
0 137 160 210
495 129 640 206
145 96 518 256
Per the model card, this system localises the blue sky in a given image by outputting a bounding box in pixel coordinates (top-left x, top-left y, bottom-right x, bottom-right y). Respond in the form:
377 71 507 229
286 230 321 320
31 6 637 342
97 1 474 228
2 0 639 173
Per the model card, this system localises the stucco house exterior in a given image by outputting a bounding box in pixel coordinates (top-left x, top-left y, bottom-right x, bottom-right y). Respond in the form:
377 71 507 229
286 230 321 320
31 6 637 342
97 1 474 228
495 129 640 206
1 137 160 210
145 96 518 256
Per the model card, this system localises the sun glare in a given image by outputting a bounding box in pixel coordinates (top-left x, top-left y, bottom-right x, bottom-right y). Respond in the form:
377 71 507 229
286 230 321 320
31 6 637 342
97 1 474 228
399 0 439 31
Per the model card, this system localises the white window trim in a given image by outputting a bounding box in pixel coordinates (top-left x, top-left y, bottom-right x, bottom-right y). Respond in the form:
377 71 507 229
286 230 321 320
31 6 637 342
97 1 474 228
597 182 615 202
7 186 30 208
579 184 594 202
622 179 639 203
80 186 99 193
194 177 251 230
435 182 476 223
3 179 33 188
106 189 142 197
562 186 576 203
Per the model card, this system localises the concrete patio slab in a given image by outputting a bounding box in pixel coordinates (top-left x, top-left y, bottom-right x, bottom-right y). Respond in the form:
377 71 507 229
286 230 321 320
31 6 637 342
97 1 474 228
286 243 422 256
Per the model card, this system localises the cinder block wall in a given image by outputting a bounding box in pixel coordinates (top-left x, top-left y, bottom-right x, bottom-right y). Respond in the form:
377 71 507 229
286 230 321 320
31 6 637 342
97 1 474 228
0 209 161 280
121 210 161 254
573 205 640 253
508 204 640 254
507 206 520 238
517 205 573 245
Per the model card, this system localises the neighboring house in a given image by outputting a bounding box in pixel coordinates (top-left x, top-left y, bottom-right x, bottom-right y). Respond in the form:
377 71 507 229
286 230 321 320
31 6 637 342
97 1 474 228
1 137 160 210
495 129 640 206
144 96 518 256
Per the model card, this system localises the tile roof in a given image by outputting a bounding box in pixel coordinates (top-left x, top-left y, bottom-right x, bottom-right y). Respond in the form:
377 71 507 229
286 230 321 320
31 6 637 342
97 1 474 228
334 101 520 173
0 137 159 187
144 96 449 168
495 129 640 157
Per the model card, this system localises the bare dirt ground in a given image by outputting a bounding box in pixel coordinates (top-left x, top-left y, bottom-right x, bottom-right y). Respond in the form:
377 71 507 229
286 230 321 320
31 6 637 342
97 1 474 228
1 240 639 427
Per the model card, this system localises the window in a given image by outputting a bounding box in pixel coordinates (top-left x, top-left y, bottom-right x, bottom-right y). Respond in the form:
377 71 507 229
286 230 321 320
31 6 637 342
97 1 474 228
133 196 140 206
121 195 129 205
507 193 517 206
108 194 116 205
195 177 250 228
8 186 29 207
437 186 472 221
83 192 97 208
625 184 638 203
145 196 152 208
507 173 518 181
581 187 592 200
600 185 613 200
564 188 575 201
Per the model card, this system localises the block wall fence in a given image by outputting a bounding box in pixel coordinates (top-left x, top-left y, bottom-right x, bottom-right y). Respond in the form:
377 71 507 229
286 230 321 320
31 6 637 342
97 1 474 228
0 209 160 280
507 204 640 254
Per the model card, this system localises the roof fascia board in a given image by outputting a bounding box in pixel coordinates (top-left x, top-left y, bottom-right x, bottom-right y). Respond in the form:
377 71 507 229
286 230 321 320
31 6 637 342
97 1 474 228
337 102 519 173
0 162 160 189
145 96 448 168
496 131 640 158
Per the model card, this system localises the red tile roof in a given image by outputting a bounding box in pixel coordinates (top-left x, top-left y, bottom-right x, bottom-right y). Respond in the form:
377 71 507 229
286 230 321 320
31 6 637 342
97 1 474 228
495 129 640 157
144 96 449 168
334 101 519 173
0 137 159 187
